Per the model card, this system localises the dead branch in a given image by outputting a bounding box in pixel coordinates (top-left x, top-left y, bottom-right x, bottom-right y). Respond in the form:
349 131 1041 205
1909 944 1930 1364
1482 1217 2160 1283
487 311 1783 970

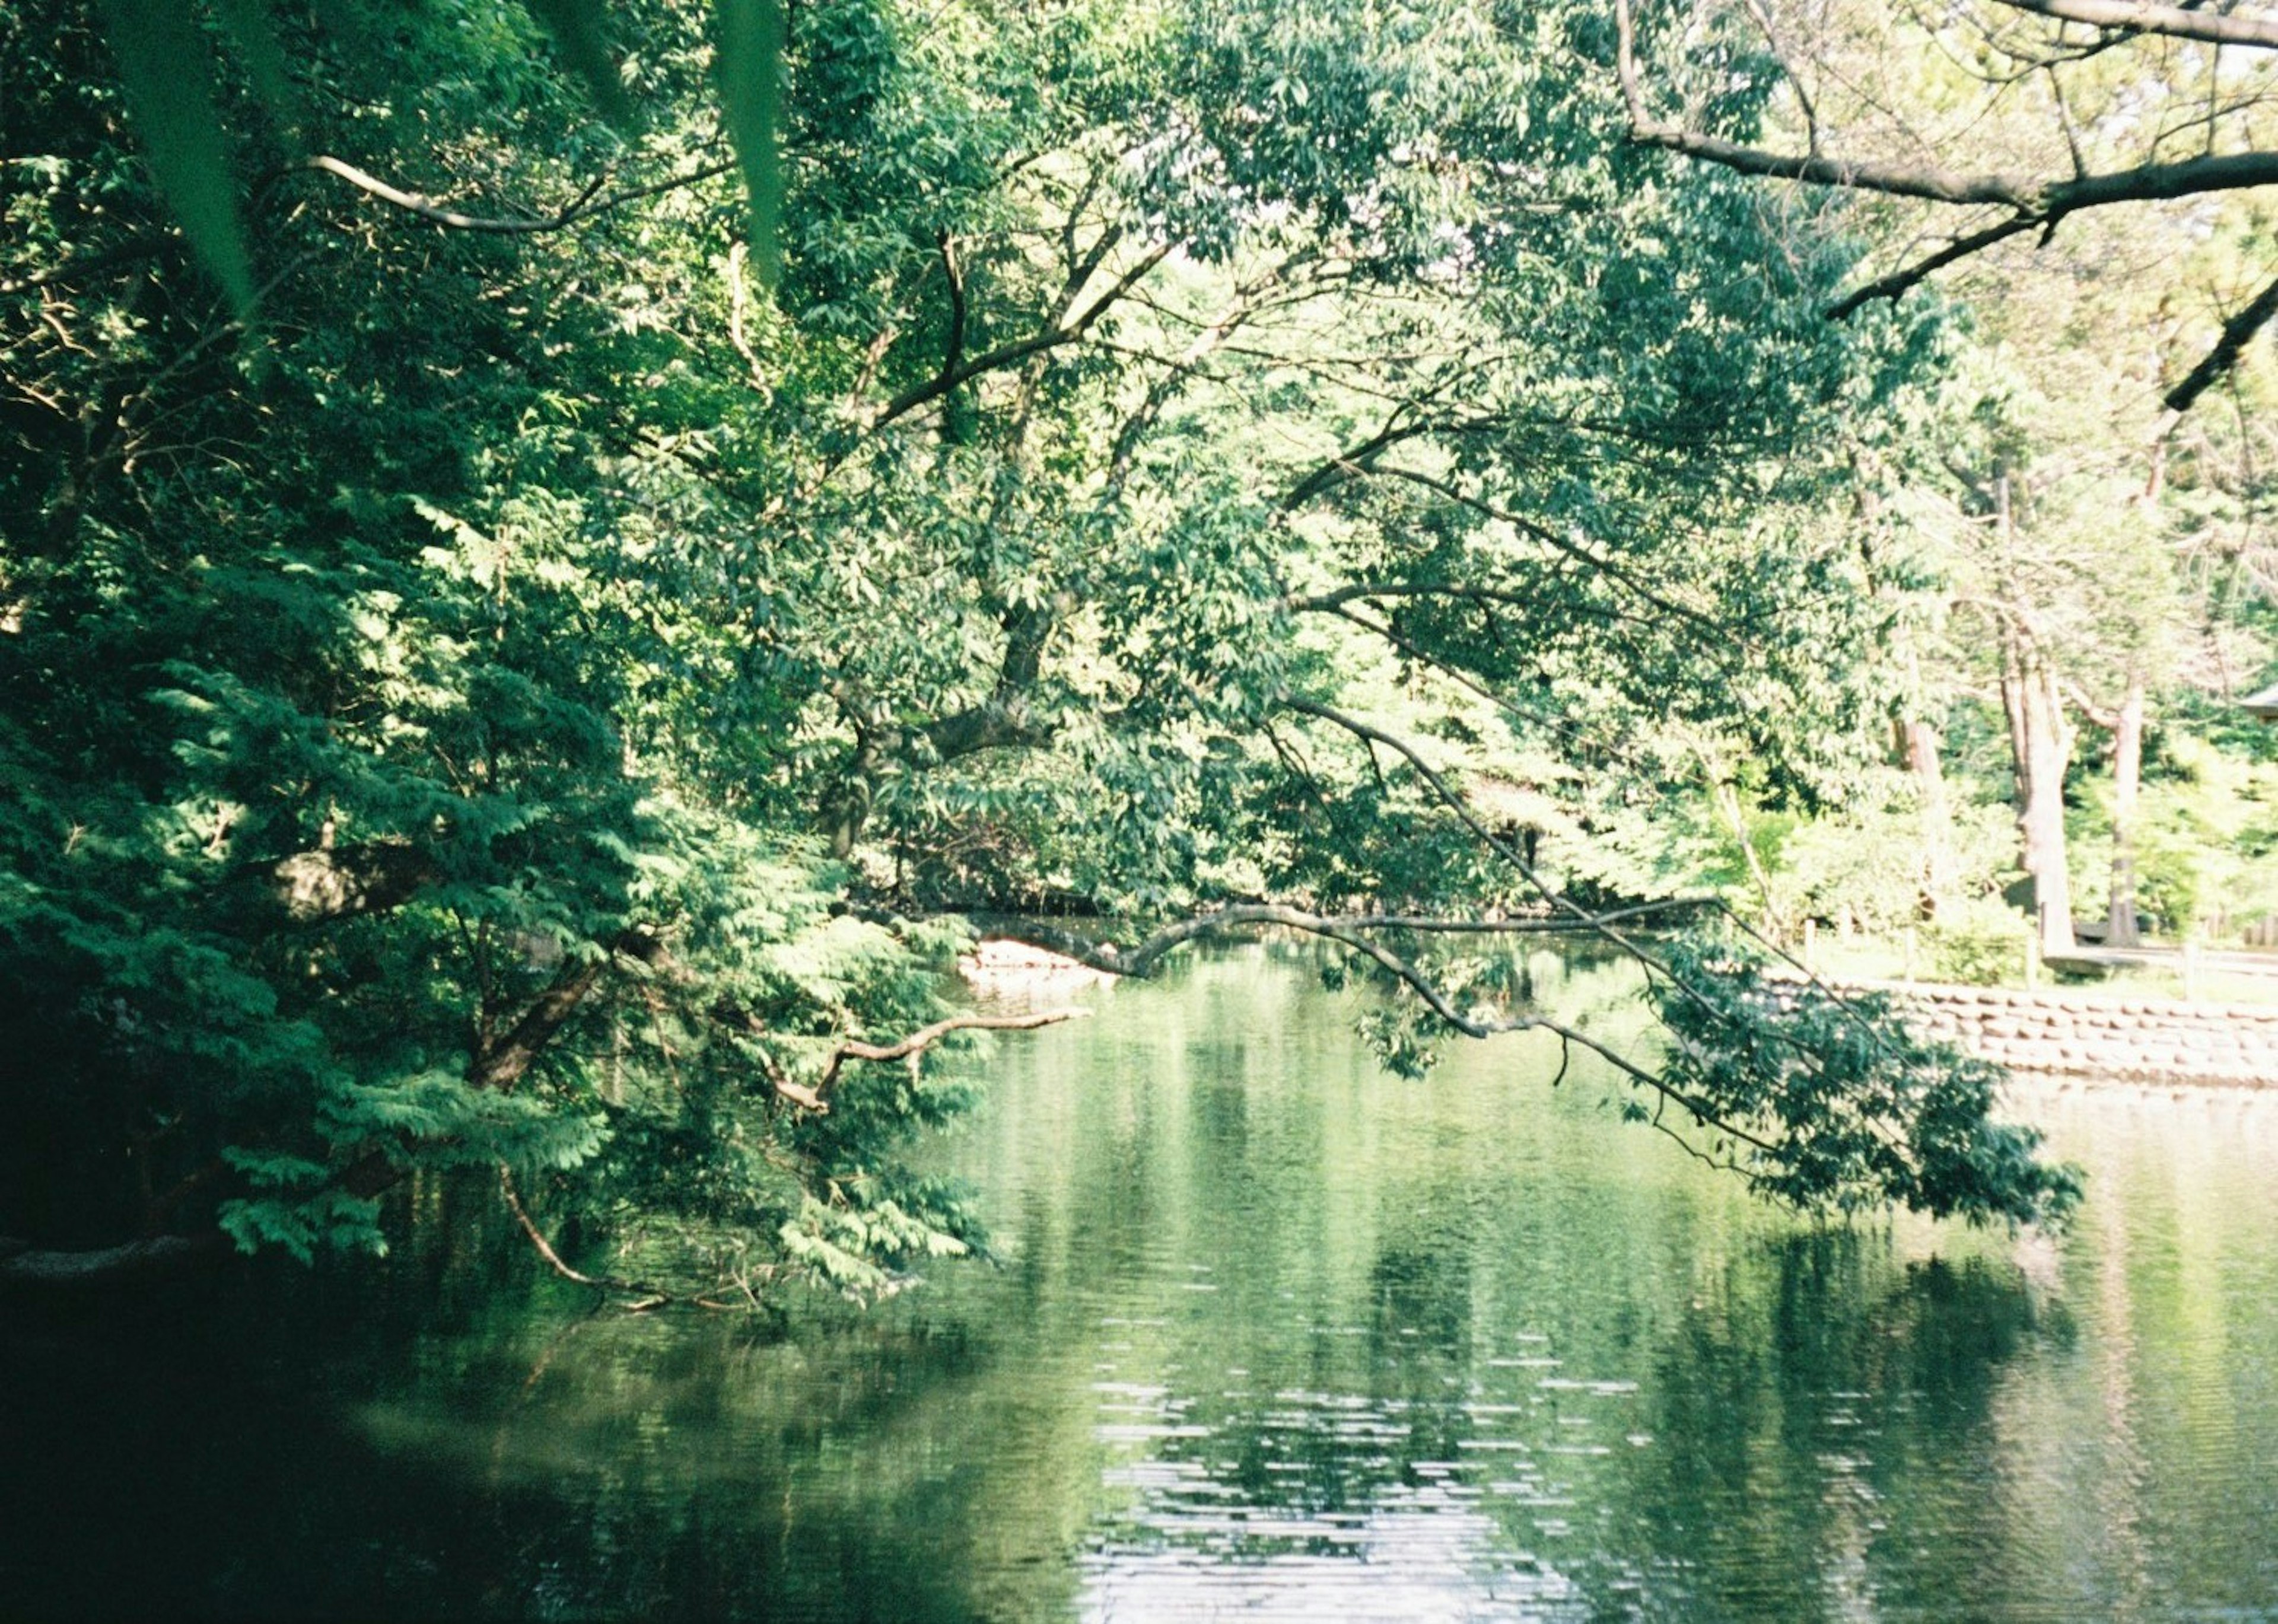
801 1008 1094 1107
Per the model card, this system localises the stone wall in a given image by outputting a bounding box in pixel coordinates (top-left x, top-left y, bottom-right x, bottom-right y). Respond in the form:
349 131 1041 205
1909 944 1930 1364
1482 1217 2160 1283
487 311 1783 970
1765 977 2278 1087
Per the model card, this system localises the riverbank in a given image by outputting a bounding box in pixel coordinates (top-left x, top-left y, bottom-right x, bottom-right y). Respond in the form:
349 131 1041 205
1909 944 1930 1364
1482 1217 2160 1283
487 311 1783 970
1767 973 2278 1087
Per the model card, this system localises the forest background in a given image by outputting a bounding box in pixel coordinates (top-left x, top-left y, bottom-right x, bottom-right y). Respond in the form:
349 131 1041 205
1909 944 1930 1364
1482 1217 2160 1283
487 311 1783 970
5 0 2274 1303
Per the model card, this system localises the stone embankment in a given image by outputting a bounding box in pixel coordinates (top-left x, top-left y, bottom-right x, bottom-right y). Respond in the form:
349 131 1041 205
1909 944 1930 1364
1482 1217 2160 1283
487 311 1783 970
1767 976 2278 1087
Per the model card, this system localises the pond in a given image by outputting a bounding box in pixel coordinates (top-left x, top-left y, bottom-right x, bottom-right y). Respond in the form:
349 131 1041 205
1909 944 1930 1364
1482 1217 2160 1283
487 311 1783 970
6 943 2277 1621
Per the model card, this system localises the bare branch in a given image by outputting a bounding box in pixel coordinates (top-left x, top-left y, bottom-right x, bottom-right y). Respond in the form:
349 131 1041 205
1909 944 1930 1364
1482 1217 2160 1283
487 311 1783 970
2165 270 2278 412
1827 218 2040 318
498 1165 674 1302
872 242 1173 431
801 1008 1093 1106
1994 0 2278 50
1615 0 2031 206
306 154 738 235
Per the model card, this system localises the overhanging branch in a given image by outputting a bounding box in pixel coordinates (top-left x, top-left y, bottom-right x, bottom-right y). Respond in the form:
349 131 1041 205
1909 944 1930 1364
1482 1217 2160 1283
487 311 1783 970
792 1008 1095 1110
1288 463 1731 642
985 904 1776 1153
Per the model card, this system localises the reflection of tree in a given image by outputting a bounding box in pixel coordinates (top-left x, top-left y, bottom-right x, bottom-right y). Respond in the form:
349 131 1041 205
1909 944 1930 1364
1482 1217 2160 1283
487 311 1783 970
1369 1239 1476 1374
1606 1232 2064 1618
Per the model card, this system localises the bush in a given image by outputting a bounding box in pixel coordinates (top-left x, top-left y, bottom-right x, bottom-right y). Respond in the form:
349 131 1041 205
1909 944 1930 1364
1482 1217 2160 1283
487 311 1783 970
1926 896 2032 985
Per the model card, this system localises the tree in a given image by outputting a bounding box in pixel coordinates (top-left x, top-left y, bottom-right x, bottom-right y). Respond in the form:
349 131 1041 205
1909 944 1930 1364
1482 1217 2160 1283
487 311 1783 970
0 0 2077 1300
1618 0 2278 947
1615 0 2278 412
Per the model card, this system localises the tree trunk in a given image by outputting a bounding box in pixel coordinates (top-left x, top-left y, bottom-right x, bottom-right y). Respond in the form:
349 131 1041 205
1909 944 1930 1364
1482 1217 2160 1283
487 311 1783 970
2106 675 2146 947
1894 714 1954 907
1708 774 1780 931
2000 628 2077 956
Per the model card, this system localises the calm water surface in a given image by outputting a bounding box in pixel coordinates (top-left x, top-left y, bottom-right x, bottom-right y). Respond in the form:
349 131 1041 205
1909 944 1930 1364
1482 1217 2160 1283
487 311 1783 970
6 944 2277 1620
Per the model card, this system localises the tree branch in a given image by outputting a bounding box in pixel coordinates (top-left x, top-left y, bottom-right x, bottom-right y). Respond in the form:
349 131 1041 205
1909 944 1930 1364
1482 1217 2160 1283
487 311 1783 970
797 1008 1093 1107
304 154 739 235
1614 0 2278 399
497 1164 679 1305
1993 0 2278 50
1288 464 1732 642
986 906 1777 1152
1826 218 2040 319
1618 0 2278 215
473 960 607 1091
1615 0 2030 206
0 1231 225 1289
933 228 968 400
2165 270 2278 412
871 242 1172 431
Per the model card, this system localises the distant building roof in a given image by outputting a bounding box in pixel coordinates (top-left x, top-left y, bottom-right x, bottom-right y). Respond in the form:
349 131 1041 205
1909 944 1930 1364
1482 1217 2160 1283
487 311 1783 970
2244 683 2278 721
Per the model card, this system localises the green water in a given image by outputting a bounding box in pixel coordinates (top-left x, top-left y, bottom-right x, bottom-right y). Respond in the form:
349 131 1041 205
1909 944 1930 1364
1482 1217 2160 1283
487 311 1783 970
6 944 2277 1620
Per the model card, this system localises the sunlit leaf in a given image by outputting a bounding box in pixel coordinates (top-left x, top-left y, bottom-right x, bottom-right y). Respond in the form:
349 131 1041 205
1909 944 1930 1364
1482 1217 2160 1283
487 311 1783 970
713 0 784 283
96 0 254 319
526 0 632 123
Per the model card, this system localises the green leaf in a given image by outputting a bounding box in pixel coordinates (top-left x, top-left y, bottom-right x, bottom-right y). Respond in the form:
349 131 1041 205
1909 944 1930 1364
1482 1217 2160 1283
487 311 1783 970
96 0 255 319
303 0 386 62
526 0 632 123
713 0 785 284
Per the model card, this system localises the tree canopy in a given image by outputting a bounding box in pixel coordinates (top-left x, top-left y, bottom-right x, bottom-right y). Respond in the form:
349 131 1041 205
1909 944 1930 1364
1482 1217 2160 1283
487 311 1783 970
0 0 2085 1302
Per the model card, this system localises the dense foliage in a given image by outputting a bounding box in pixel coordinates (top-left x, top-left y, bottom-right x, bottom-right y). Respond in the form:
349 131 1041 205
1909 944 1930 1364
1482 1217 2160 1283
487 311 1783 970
2 0 2085 1300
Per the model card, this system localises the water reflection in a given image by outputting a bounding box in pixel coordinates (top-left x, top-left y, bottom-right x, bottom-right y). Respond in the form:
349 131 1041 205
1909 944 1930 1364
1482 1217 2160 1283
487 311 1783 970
5 945 2277 1621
